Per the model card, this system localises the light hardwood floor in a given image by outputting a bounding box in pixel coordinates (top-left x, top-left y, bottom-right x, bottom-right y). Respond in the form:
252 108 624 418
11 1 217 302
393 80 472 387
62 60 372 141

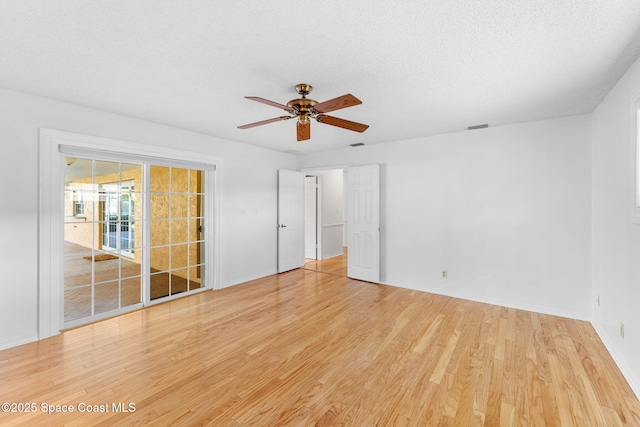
303 251 348 277
1 256 639 426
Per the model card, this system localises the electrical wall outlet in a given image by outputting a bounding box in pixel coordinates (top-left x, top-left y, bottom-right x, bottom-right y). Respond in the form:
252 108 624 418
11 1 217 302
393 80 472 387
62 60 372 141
442 270 448 279
620 322 625 339
596 295 600 307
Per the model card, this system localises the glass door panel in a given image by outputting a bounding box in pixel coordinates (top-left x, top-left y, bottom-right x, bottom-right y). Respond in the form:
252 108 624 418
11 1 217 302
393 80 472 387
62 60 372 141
150 165 170 192
171 168 189 193
150 220 170 246
64 157 144 324
121 276 142 306
64 286 92 322
94 281 119 315
149 166 205 300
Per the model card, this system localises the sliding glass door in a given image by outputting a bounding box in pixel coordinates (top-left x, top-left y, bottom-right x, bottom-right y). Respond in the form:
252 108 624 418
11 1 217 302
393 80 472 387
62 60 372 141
149 165 205 300
63 156 209 326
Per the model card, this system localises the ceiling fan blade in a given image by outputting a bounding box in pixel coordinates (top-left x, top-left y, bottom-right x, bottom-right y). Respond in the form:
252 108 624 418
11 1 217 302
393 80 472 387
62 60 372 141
316 115 369 133
297 122 310 141
245 96 295 113
313 94 362 113
238 116 292 129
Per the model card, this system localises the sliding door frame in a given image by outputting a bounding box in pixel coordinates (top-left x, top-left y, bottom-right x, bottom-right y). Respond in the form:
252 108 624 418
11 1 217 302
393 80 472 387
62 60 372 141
39 129 223 339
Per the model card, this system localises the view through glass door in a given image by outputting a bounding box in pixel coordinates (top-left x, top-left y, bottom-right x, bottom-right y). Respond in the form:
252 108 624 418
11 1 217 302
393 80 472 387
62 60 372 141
63 156 207 326
149 165 205 300
101 180 135 258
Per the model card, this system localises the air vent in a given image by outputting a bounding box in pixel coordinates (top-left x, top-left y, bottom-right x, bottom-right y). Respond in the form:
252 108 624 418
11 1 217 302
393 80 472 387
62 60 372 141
467 124 489 130
350 142 365 147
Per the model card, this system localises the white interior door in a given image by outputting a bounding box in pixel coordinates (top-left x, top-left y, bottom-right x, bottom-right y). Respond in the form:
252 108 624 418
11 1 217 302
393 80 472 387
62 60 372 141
304 176 318 259
347 164 380 282
278 169 305 273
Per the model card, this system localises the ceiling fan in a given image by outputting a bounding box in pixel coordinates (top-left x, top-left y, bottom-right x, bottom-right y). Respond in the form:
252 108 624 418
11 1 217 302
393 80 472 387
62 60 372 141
238 83 369 141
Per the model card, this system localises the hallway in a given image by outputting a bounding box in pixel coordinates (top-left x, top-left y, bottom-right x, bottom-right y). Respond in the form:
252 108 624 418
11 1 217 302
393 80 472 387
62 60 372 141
303 248 347 277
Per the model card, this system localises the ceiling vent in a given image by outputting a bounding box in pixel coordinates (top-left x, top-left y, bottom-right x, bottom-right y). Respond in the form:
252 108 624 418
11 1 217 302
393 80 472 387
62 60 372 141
467 123 489 130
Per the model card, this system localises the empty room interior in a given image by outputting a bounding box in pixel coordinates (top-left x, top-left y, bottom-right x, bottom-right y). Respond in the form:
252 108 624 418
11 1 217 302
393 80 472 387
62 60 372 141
2 1 640 425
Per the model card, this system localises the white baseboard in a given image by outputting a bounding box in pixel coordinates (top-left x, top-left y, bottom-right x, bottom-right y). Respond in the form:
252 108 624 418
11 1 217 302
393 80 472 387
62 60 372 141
592 322 640 400
0 334 38 352
322 251 344 260
380 280 591 321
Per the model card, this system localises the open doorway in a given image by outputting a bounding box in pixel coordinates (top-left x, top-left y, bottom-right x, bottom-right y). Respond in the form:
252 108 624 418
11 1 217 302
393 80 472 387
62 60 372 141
303 164 380 283
304 175 319 260
303 169 347 276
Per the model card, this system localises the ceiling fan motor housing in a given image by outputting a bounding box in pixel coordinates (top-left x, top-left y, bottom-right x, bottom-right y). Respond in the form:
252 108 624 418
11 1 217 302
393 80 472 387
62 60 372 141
287 97 317 124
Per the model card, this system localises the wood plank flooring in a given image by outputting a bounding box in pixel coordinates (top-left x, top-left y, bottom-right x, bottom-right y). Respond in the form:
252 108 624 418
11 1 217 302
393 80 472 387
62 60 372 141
303 251 348 277
1 258 639 426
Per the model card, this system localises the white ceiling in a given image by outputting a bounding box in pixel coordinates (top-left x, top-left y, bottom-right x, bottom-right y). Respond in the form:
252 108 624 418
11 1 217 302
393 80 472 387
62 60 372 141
2 1 640 154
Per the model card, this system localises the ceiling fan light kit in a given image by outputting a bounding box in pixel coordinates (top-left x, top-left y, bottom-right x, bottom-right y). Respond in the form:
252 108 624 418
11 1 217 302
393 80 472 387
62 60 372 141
238 83 369 142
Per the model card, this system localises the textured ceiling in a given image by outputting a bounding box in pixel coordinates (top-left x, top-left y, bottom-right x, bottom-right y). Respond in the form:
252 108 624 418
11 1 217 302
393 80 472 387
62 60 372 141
2 1 640 154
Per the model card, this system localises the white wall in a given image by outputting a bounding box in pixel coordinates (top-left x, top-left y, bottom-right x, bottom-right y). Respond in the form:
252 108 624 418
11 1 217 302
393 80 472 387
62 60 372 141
591 56 640 396
0 87 296 350
299 115 592 319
